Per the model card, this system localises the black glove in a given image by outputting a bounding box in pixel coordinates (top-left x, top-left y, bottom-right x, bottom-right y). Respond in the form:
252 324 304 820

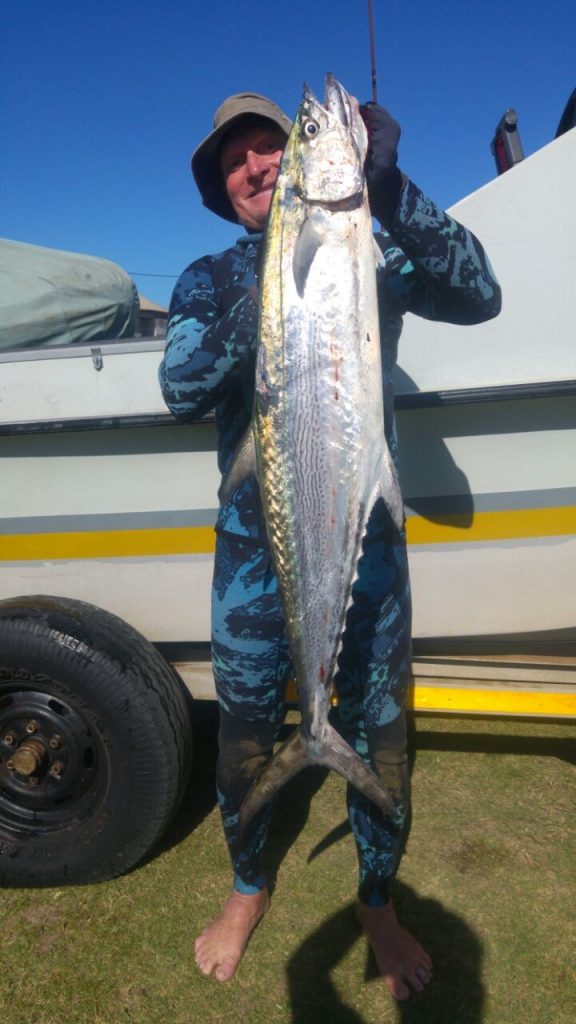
359 102 405 225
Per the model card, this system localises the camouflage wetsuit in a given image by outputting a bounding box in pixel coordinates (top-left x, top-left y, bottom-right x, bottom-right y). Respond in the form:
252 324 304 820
159 179 501 905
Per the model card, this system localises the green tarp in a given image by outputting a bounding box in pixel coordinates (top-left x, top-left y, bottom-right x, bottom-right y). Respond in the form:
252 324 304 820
0 238 138 350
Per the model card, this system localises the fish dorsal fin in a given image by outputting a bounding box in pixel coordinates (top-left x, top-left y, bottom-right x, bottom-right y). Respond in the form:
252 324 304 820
293 216 323 298
218 427 257 504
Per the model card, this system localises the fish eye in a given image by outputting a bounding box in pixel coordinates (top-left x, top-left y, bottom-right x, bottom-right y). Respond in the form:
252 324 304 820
301 118 320 140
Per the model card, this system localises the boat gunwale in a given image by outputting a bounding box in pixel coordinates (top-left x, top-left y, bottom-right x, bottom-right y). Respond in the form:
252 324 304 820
1 378 575 436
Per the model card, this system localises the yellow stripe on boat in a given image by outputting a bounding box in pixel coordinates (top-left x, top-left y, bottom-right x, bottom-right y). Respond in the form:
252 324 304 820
1 526 217 560
406 505 576 544
407 684 576 717
287 679 576 716
1 505 574 561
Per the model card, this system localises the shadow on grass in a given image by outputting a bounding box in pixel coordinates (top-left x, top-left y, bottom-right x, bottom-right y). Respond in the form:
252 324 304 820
156 704 574 871
152 700 221 858
412 720 576 765
286 881 484 1024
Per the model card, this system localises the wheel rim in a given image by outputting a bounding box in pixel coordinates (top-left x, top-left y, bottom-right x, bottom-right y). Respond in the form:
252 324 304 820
0 677 109 837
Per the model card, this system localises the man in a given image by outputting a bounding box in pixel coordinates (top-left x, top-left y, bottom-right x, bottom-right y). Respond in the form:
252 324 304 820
159 91 501 999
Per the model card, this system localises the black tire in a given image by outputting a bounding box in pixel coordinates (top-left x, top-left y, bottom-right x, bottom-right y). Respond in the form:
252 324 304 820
0 596 193 886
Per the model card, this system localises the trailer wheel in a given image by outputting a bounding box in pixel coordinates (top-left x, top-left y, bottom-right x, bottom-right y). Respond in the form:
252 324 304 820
0 596 193 886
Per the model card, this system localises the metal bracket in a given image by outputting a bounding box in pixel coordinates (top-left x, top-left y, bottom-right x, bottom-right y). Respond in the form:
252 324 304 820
91 347 103 371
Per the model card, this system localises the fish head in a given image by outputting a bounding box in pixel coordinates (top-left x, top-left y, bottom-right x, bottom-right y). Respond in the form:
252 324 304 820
283 75 368 205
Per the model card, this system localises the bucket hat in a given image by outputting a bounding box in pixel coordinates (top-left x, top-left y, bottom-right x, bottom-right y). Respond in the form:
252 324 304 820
191 93 292 223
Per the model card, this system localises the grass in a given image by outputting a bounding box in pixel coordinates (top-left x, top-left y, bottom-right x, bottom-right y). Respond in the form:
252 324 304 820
1 707 574 1024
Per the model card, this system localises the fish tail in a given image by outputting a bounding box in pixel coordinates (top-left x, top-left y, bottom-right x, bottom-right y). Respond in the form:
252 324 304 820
239 727 308 832
316 722 396 816
239 722 395 832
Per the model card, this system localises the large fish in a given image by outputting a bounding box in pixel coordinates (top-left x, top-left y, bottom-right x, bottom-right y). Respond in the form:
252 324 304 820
222 75 404 829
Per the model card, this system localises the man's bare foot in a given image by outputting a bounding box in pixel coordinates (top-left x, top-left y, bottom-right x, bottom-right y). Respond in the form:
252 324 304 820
356 899 432 1001
194 888 270 982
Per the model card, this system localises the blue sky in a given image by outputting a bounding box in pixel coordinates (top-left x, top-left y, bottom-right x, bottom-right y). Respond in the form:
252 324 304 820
1 0 574 308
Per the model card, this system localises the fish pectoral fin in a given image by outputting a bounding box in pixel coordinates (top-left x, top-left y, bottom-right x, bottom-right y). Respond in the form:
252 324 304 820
239 728 308 832
293 216 323 298
218 427 257 504
378 446 405 532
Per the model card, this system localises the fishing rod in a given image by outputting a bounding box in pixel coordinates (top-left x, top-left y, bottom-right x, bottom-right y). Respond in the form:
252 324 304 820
367 0 378 102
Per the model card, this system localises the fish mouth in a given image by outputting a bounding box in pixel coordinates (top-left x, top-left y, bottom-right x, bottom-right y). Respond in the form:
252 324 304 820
302 74 352 128
324 72 352 127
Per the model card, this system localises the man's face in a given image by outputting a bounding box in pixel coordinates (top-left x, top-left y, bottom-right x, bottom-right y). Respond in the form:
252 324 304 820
219 120 286 230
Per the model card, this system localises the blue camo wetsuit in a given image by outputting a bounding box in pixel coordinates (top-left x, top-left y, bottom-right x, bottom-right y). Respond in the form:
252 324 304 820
159 179 501 905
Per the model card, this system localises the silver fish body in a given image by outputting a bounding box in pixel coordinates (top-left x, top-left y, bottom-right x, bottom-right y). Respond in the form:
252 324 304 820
226 76 404 828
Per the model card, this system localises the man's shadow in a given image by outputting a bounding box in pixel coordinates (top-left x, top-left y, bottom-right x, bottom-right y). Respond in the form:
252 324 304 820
286 880 485 1024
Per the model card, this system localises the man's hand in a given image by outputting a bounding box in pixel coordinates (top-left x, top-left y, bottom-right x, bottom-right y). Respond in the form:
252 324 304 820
359 102 405 225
